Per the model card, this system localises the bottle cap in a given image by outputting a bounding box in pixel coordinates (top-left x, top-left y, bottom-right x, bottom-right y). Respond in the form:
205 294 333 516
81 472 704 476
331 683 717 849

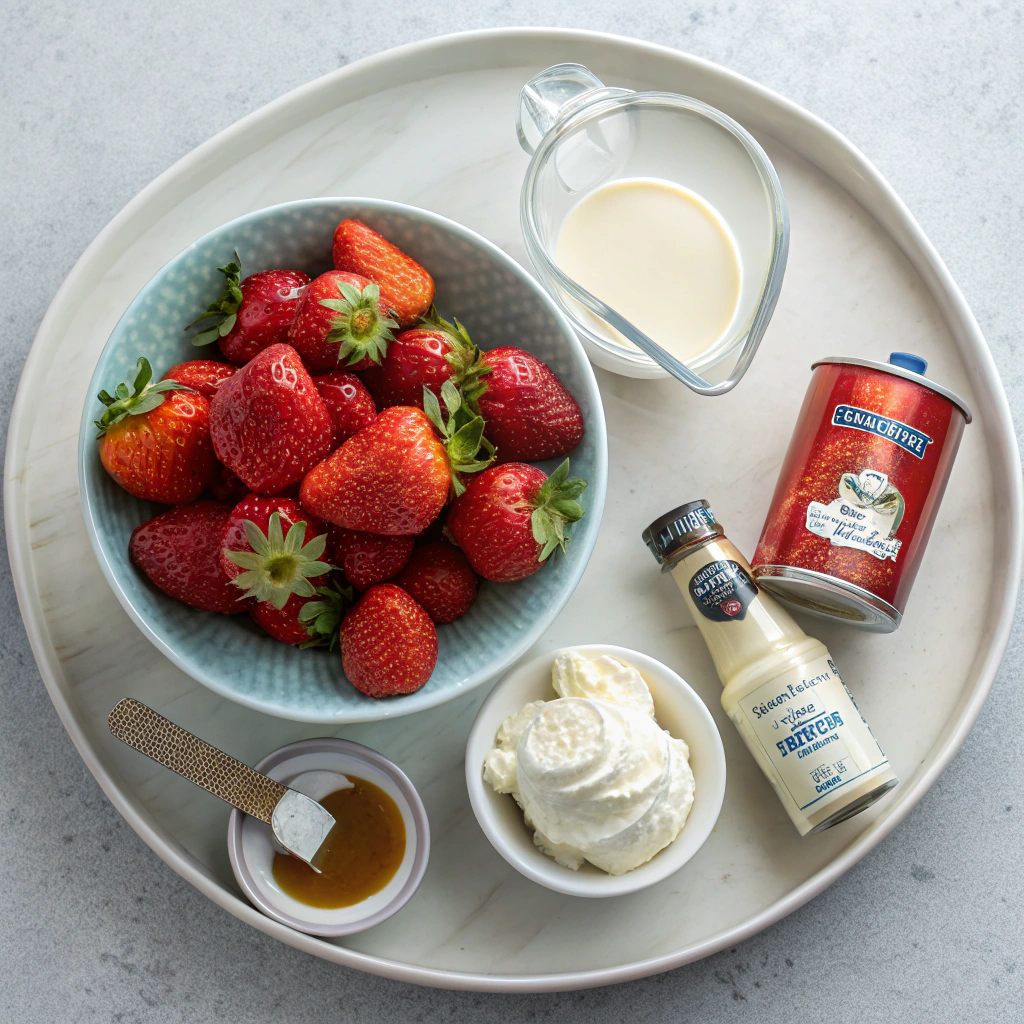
888 351 928 375
642 499 723 570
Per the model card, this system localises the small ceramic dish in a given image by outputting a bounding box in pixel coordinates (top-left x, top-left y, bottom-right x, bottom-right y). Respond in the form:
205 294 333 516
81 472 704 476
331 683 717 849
227 737 429 936
79 198 607 724
465 644 726 898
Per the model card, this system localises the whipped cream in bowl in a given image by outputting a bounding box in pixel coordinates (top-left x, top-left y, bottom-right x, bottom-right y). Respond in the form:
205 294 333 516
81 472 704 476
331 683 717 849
466 646 726 897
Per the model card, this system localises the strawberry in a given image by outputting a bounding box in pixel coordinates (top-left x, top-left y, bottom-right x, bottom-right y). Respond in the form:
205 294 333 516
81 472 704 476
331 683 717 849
185 254 310 365
312 371 377 445
208 343 334 494
287 270 397 372
96 357 216 504
332 219 435 329
252 578 351 647
339 584 437 697
163 359 236 400
394 540 478 623
472 347 584 462
208 462 249 504
359 308 490 410
219 496 330 609
326 526 413 591
300 382 492 535
445 459 587 582
129 501 246 614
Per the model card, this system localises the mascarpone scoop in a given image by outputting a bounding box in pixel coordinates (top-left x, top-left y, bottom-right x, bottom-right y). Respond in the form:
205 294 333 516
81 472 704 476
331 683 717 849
483 651 695 875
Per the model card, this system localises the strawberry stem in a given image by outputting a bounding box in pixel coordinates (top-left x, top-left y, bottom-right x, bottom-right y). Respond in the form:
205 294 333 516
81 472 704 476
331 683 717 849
319 280 398 366
297 579 353 649
531 459 587 562
185 252 243 345
223 512 331 610
94 357 191 435
420 306 492 410
422 380 495 496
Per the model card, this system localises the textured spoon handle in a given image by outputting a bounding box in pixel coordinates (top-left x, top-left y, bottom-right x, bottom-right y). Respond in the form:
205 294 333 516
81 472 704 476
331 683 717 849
108 698 287 823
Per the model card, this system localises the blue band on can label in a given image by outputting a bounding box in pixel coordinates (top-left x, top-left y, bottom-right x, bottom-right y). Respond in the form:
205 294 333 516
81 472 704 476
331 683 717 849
831 404 933 458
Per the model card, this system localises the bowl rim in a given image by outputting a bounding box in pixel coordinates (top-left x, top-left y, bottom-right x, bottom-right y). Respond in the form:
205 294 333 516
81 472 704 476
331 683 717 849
465 644 727 898
78 196 608 723
226 736 430 936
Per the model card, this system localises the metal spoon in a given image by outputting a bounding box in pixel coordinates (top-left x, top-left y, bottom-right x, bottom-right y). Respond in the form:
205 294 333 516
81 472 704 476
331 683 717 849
108 698 335 872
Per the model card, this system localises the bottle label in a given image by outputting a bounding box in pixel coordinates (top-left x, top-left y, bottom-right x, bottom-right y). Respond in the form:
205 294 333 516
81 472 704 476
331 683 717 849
805 469 904 562
733 653 890 814
688 559 759 621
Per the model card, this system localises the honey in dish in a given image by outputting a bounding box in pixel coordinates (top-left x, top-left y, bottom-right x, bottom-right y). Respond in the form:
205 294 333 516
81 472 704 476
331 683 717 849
555 177 742 363
272 777 406 908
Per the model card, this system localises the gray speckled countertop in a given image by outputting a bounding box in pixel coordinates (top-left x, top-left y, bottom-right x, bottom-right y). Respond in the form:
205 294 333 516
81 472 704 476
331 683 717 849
1 2 1021 1021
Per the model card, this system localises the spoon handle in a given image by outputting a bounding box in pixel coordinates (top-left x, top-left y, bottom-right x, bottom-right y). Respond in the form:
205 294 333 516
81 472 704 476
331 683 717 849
108 698 287 823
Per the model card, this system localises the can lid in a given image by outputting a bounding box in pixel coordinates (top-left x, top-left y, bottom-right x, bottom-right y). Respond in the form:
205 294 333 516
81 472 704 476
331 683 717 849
642 499 723 569
811 355 972 423
888 351 928 375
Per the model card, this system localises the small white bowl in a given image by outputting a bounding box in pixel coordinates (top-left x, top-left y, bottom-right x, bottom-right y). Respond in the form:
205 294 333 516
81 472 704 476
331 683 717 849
227 737 429 936
465 645 726 898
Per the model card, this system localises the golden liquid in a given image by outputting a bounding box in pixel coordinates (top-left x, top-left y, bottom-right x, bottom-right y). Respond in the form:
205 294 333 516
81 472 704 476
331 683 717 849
272 777 406 908
555 177 742 362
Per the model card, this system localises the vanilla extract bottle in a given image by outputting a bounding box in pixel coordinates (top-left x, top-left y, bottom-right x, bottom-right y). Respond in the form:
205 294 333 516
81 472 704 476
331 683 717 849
643 500 898 835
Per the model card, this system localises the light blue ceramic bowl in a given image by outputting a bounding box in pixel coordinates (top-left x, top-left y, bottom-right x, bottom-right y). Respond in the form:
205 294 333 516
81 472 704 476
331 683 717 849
79 199 607 723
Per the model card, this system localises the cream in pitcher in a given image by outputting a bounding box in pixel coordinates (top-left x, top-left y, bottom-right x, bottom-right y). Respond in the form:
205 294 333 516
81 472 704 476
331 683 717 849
556 177 742 364
642 500 898 835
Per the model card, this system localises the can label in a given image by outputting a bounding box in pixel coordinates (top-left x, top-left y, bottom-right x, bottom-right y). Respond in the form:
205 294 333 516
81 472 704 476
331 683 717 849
751 361 967 617
831 404 933 458
804 469 905 562
733 653 891 815
688 559 759 621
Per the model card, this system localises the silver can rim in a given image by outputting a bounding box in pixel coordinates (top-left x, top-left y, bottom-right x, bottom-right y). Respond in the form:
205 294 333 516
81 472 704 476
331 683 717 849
811 356 973 423
753 564 902 633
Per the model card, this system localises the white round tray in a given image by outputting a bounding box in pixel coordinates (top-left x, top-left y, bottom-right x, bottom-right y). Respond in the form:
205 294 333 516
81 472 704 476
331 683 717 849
5 28 1020 992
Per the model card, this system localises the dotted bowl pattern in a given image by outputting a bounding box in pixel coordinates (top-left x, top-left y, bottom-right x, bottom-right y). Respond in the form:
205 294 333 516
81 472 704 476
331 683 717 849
79 199 608 723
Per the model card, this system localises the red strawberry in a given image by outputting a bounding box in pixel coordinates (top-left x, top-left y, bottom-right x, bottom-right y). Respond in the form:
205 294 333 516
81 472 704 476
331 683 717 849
163 359 236 400
300 385 492 535
395 541 478 623
186 254 309 365
313 371 377 445
359 308 489 410
208 462 249 504
219 495 329 610
474 347 583 462
208 343 334 494
332 219 435 328
251 578 351 646
96 357 216 503
326 526 413 591
287 270 397 372
446 459 587 582
129 501 246 614
340 584 437 697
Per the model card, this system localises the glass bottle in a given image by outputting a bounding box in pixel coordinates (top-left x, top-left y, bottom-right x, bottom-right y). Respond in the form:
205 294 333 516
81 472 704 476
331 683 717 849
643 500 898 834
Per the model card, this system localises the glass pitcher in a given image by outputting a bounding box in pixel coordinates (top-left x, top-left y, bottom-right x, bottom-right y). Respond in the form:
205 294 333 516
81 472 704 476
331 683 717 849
516 64 789 395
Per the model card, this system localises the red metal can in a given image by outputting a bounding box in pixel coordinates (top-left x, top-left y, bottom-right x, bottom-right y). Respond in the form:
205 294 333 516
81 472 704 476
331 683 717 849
751 353 971 632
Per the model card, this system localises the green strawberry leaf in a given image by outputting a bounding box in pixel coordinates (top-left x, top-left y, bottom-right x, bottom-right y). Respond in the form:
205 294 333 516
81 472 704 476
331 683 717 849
184 252 244 339
94 357 193 435
421 383 495 495
297 580 354 650
225 513 333 610
530 459 589 563
420 306 493 411
422 386 444 434
321 278 398 367
192 327 221 347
